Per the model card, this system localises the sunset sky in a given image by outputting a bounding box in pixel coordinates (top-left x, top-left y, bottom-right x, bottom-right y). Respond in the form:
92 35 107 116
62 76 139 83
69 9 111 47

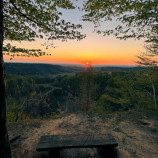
4 2 145 66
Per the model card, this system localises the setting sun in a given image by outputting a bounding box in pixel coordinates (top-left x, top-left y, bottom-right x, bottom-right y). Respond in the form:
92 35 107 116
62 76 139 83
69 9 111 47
85 61 91 67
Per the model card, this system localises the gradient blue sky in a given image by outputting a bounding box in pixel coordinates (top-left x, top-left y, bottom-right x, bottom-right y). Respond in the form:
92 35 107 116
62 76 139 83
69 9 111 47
4 1 144 66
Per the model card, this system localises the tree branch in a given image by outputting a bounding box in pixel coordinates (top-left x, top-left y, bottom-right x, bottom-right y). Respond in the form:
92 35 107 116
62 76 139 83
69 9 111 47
9 0 53 32
9 0 42 26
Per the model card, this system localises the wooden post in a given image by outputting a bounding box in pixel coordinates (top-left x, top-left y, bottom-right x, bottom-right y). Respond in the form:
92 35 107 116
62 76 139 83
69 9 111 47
97 146 117 158
49 149 60 158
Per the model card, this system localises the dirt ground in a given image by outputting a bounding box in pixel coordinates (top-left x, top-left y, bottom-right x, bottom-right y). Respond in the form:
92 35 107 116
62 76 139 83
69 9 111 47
8 111 158 158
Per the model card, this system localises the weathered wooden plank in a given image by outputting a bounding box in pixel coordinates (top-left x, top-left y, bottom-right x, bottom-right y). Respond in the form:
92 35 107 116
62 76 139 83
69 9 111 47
37 134 118 151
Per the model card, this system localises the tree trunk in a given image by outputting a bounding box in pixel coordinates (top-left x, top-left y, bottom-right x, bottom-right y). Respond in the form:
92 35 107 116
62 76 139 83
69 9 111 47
148 73 157 107
0 0 12 157
151 83 157 107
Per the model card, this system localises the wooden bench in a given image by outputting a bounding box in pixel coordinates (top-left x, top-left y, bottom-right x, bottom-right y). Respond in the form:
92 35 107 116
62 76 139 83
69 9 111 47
37 134 118 158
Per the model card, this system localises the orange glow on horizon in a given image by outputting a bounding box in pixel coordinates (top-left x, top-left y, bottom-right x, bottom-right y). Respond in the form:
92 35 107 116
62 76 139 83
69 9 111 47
3 35 142 66
4 54 137 66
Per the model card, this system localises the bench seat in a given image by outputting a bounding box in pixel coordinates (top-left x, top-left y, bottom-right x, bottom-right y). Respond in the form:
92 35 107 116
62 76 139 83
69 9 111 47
37 134 118 158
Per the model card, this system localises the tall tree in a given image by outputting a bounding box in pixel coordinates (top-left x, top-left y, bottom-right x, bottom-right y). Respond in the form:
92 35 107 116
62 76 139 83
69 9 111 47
0 0 85 157
137 40 158 66
0 0 11 157
136 40 158 106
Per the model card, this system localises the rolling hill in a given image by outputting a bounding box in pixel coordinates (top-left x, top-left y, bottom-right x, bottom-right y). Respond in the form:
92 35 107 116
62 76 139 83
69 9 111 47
5 63 138 76
5 63 84 75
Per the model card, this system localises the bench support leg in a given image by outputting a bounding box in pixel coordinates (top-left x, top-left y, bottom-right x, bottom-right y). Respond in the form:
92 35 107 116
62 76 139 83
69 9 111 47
49 149 60 158
97 146 117 158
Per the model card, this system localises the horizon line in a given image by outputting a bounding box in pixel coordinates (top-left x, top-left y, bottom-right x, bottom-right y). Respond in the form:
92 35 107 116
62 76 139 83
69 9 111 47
5 62 137 67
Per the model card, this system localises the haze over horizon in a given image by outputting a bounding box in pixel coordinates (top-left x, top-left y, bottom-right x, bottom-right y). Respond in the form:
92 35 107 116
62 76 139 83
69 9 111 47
5 61 137 68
